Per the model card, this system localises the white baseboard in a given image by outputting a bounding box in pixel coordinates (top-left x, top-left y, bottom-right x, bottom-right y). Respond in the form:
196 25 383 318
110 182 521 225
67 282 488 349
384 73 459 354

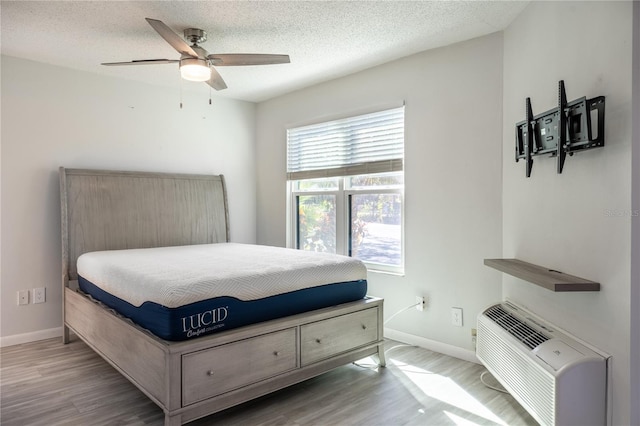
0 327 63 347
384 327 480 364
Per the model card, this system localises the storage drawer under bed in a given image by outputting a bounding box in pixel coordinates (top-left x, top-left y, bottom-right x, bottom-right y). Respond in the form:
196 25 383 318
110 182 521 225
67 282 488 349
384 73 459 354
182 328 297 406
300 307 379 366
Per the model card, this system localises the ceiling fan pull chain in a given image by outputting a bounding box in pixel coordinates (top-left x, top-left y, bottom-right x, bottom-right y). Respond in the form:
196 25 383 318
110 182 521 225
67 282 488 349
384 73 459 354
180 78 184 109
209 87 212 105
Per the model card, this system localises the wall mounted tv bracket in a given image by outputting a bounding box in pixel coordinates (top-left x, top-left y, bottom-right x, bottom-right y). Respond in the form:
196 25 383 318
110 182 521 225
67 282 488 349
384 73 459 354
515 80 605 177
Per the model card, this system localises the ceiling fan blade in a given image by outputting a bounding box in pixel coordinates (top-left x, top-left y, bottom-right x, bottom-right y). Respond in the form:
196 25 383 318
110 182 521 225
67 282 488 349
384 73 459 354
206 66 227 91
145 18 198 58
207 54 290 66
102 59 179 66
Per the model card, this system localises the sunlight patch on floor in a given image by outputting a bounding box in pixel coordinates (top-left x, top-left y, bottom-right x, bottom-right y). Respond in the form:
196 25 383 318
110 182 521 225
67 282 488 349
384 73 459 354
352 356 380 371
443 410 487 425
390 358 507 425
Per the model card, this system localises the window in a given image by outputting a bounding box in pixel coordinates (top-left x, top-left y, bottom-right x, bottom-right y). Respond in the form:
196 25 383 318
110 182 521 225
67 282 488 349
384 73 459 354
287 106 404 273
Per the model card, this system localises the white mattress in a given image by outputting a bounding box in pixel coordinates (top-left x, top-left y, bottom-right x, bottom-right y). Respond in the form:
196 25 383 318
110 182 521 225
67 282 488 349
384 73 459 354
77 243 367 308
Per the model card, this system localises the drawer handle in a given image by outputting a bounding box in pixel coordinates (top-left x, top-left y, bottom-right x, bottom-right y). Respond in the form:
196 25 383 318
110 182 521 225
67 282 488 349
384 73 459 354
273 351 279 356
361 324 367 330
206 370 214 377
315 338 321 344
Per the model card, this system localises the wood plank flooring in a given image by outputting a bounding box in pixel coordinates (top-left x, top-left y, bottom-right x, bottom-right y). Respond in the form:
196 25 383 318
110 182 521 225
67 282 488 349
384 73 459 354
1 336 537 425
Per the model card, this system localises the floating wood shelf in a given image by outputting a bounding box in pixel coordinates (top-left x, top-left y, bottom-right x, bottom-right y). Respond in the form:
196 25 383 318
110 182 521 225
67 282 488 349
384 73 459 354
484 258 600 292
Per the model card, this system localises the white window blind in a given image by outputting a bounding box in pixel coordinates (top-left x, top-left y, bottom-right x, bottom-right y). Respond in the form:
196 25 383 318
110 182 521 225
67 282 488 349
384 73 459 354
287 106 404 180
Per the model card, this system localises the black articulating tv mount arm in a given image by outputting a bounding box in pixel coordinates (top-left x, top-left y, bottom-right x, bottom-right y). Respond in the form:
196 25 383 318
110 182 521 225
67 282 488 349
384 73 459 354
515 80 605 177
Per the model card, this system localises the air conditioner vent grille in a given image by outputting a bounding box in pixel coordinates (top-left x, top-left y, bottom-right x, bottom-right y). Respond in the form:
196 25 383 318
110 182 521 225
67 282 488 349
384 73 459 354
484 305 549 350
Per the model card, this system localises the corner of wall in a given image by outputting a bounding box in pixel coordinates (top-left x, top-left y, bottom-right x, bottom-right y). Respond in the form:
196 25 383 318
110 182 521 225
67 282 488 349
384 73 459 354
630 2 640 425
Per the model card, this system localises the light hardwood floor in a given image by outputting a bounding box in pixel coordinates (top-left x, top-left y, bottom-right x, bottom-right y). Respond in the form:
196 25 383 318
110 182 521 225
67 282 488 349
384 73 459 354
1 336 537 425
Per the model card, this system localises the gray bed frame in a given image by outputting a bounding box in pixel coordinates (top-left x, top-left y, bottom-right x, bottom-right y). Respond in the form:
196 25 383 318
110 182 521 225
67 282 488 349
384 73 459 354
59 167 385 425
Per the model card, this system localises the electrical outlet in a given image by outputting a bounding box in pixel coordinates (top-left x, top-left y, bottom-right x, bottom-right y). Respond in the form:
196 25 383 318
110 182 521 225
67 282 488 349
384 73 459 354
33 287 46 304
471 328 477 346
17 290 29 305
451 307 463 327
415 296 425 311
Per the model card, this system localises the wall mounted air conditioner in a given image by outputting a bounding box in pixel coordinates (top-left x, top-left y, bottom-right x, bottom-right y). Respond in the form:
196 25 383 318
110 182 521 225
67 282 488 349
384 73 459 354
476 301 610 426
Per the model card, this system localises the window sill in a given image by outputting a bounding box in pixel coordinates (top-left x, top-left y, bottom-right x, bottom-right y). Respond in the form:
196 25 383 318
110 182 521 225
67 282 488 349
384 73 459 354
366 266 405 277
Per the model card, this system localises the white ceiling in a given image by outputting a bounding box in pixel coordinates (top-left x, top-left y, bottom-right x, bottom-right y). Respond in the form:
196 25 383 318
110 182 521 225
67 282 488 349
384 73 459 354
1 1 528 102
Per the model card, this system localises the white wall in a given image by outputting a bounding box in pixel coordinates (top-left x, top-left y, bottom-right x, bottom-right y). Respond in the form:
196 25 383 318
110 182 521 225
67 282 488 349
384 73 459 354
502 2 633 425
0 56 257 345
631 4 640 425
256 33 504 357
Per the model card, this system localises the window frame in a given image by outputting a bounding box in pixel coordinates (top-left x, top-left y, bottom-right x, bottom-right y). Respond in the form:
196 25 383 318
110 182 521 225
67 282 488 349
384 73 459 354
287 174 404 275
285 105 405 274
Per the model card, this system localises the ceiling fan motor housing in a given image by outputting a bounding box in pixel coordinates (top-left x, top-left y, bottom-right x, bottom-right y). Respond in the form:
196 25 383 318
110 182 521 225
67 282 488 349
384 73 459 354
184 28 207 45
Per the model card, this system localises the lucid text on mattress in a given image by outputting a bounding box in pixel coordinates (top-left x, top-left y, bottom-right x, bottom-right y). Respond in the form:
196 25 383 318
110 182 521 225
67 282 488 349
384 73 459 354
182 307 229 338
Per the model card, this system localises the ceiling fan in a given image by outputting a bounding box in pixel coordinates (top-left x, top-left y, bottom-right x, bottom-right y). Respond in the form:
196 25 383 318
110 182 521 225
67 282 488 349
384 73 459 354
102 18 290 90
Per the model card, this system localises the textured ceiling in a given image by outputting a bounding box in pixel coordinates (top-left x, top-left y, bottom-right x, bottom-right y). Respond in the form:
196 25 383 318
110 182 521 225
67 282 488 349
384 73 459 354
1 1 528 102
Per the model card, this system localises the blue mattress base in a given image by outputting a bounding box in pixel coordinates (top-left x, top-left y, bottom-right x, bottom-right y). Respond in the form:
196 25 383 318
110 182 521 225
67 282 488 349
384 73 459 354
78 276 367 341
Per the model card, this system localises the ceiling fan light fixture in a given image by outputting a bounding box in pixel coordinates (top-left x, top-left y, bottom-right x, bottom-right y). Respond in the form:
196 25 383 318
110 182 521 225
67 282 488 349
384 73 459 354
180 58 211 82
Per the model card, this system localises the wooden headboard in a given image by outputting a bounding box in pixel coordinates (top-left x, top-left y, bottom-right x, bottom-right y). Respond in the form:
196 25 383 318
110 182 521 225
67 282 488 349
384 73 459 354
59 168 229 283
